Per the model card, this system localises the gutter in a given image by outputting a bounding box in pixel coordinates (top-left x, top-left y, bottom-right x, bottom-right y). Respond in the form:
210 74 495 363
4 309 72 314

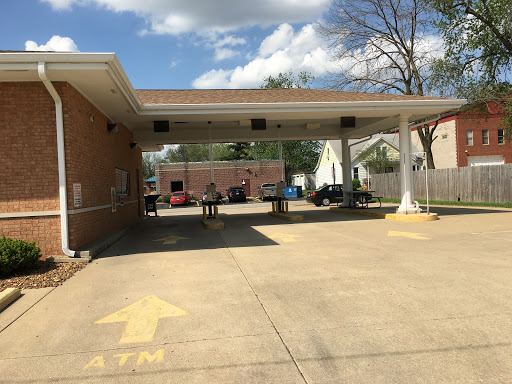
38 62 76 257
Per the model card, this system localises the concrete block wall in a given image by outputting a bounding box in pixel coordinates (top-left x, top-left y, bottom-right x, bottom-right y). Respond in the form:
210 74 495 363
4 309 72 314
0 82 143 258
156 161 281 198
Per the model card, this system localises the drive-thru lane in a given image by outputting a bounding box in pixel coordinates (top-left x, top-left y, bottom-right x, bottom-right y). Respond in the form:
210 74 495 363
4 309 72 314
1 203 511 383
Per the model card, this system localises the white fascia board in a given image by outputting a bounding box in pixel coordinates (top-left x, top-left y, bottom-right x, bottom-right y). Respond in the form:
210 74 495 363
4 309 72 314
0 52 116 63
138 99 467 116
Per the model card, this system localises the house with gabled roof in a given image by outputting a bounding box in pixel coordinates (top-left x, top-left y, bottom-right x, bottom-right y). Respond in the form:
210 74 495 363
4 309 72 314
313 134 423 189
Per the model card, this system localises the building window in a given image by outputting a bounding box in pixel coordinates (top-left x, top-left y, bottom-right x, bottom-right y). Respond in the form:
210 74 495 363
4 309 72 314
385 167 394 173
442 134 448 139
498 129 504 145
327 148 330 160
115 168 130 196
376 146 388 157
353 167 359 179
482 130 489 145
466 130 473 146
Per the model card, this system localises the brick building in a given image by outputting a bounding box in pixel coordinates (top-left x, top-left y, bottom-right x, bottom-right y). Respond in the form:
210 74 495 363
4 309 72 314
0 81 143 258
156 160 281 198
456 103 511 167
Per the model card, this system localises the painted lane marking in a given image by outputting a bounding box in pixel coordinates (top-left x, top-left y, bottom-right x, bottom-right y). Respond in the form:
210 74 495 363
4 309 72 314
95 295 189 344
153 235 188 244
84 349 165 369
269 233 302 243
387 231 430 240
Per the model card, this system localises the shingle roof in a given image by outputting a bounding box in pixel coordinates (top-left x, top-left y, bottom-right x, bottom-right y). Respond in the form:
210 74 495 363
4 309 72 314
136 89 442 105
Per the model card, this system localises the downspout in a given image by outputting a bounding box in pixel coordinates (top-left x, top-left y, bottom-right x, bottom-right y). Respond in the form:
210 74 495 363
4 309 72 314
38 62 76 257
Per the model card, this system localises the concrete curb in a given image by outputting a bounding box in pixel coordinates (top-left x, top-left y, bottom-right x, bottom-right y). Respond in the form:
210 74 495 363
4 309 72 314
46 218 145 263
330 207 439 222
0 288 21 312
202 218 225 229
268 212 305 221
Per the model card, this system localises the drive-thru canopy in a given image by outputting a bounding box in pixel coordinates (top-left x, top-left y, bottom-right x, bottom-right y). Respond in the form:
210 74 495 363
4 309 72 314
0 52 466 257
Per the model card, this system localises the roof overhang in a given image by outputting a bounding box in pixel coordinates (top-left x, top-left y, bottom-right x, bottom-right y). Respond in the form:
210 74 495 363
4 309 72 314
0 52 467 151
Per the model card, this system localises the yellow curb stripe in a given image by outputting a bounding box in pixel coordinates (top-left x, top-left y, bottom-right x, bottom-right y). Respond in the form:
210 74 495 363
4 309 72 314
330 208 438 222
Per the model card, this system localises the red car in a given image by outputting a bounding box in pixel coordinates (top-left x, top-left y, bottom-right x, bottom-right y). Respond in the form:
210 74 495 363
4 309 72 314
170 191 190 207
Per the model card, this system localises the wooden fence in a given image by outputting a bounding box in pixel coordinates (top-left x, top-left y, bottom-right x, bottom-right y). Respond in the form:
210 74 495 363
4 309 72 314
371 164 512 203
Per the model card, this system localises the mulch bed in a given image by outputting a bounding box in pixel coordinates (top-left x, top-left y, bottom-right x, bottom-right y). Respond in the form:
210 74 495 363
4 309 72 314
0 261 86 291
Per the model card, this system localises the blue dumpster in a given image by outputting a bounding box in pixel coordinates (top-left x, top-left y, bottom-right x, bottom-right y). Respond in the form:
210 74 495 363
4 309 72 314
283 186 302 198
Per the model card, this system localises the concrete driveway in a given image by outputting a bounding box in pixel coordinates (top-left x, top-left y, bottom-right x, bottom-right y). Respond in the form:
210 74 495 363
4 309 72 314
1 203 511 383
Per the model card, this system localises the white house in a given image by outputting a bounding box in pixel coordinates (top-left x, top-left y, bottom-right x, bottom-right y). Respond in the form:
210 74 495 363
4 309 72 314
313 134 423 189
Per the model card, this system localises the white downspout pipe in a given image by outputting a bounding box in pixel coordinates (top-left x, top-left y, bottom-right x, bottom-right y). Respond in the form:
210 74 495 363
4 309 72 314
38 62 76 257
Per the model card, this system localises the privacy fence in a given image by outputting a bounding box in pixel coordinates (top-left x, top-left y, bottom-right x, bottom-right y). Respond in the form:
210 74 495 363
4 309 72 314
371 164 512 203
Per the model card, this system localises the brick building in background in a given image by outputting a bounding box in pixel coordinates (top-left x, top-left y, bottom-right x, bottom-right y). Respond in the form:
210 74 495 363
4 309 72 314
0 82 143 258
156 160 281 198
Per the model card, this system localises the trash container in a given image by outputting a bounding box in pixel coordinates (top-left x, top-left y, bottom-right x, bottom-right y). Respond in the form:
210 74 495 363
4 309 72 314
144 194 160 216
283 186 302 198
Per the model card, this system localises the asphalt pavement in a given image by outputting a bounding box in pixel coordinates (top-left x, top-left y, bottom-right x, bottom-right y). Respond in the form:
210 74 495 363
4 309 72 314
1 201 511 383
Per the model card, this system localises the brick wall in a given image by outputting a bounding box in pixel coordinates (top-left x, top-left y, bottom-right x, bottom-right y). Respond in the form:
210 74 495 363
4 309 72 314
0 82 143 258
456 108 512 167
156 161 281 198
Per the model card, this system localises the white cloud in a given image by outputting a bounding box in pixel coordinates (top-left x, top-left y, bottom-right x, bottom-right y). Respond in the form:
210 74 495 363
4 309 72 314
259 23 294 57
209 35 246 61
192 23 338 89
41 0 330 36
214 48 238 62
25 35 79 52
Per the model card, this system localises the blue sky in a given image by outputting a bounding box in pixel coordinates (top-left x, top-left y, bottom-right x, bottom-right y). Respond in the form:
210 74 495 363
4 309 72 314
1 0 335 90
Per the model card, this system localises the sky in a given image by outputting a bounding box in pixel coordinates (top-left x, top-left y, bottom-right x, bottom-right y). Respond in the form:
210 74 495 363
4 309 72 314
0 0 338 90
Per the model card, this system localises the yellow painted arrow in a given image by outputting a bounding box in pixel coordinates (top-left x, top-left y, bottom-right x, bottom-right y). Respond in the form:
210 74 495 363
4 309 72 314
269 233 302 243
153 235 188 245
388 231 430 240
95 295 189 344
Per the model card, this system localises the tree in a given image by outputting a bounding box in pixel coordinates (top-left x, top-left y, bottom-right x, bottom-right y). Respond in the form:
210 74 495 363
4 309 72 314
319 0 442 168
216 143 254 161
251 141 322 184
429 0 512 138
142 152 164 179
260 70 314 89
357 145 395 174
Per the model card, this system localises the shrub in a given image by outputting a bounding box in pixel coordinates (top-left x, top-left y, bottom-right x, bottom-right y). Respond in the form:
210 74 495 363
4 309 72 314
352 178 361 190
0 236 41 276
158 195 171 204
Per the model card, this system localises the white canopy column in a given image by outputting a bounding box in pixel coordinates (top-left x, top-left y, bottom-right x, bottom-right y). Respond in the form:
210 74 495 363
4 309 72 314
397 115 420 214
341 138 352 207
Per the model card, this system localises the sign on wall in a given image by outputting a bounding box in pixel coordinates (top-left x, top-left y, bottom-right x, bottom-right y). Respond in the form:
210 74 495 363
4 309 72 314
73 183 82 207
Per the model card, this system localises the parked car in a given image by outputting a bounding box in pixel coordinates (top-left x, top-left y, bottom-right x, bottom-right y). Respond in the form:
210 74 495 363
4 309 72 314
226 187 247 202
257 183 277 200
201 191 222 205
170 191 190 206
307 184 343 206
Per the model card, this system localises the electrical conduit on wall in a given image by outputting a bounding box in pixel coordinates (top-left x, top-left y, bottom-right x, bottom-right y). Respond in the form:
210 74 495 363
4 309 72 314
38 62 75 257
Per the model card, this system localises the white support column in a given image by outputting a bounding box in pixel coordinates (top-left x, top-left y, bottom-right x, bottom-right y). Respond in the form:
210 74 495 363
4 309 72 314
341 138 352 207
278 139 283 182
208 125 214 184
397 115 420 214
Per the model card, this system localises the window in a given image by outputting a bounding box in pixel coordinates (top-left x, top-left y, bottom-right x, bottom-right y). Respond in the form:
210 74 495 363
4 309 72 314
466 130 473 146
376 146 388 157
115 168 130 196
327 148 330 160
385 167 394 173
498 129 504 145
482 130 489 145
353 167 359 179
442 134 448 139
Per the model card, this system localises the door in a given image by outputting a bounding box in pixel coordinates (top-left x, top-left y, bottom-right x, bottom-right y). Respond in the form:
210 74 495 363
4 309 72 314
242 179 250 197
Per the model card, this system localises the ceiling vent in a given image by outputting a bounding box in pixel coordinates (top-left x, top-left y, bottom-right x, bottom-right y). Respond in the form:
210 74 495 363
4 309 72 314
340 117 356 128
251 119 266 130
154 121 169 132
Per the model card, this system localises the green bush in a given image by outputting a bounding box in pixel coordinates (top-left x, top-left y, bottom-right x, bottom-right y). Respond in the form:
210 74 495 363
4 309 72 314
352 178 361 190
158 195 171 204
0 236 41 276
